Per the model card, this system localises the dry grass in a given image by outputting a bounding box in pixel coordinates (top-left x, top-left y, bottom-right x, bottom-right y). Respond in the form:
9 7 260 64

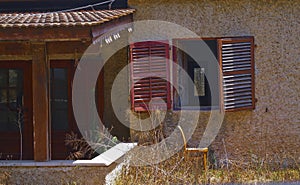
119 109 300 184
0 171 10 185
114 152 300 185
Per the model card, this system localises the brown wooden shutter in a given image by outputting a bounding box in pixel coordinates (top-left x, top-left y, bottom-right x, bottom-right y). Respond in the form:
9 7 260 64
130 41 171 112
218 37 255 111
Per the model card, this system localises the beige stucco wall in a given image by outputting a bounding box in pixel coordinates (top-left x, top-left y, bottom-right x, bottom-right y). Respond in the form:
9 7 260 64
101 35 131 141
0 165 116 185
127 0 300 166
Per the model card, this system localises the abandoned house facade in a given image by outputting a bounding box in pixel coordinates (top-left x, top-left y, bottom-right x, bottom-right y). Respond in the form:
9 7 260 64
126 0 300 165
0 0 299 167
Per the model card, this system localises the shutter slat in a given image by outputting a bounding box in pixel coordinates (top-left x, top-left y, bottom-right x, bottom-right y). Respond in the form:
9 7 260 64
222 60 251 67
222 55 251 61
134 99 151 103
225 103 253 109
222 42 251 48
223 79 252 86
220 37 255 111
224 91 252 98
224 99 252 106
151 92 167 97
222 47 251 54
223 83 252 89
224 96 252 103
224 88 252 95
132 72 166 78
223 73 251 79
222 58 251 64
134 94 151 98
221 51 251 57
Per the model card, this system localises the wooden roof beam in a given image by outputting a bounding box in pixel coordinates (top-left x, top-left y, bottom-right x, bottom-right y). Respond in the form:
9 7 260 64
0 26 91 41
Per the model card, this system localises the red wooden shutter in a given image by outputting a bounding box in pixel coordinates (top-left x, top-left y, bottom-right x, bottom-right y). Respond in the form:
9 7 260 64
130 41 171 112
218 37 255 111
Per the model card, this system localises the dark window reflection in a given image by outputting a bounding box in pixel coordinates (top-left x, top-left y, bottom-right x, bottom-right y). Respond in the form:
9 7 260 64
50 68 69 131
0 69 23 131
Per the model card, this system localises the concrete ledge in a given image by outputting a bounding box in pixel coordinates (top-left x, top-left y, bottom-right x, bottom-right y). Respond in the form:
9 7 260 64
0 165 118 185
0 143 137 167
74 143 137 166
0 160 75 167
0 143 137 184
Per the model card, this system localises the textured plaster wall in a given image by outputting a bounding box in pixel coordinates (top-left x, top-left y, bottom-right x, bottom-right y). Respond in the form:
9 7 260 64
128 0 300 165
0 165 116 185
101 36 131 141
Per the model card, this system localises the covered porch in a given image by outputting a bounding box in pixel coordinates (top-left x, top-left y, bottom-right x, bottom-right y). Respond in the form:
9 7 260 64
0 9 134 161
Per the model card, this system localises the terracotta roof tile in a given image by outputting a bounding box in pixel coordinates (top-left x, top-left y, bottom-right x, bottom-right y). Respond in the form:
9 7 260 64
0 9 135 28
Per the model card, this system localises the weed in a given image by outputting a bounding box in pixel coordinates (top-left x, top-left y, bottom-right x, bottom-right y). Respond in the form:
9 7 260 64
65 126 119 160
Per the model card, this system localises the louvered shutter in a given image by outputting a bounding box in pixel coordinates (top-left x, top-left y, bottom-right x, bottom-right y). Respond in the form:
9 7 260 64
218 37 255 111
130 41 171 112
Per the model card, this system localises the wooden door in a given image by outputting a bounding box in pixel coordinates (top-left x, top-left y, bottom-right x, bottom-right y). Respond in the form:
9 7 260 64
0 61 33 160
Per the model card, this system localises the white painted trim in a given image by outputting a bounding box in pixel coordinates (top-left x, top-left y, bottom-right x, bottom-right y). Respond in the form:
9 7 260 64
74 143 137 166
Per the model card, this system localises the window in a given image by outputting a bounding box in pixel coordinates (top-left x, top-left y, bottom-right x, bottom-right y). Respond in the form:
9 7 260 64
129 37 255 112
173 39 219 110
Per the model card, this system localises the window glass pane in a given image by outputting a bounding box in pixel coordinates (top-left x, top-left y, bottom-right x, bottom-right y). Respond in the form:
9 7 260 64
175 39 219 108
187 57 209 106
194 68 205 96
52 69 68 99
0 114 18 132
51 68 69 131
52 101 68 110
0 89 7 104
8 69 19 87
9 89 17 103
8 69 23 107
0 69 7 88
0 111 8 130
51 110 68 130
0 69 23 132
7 111 18 131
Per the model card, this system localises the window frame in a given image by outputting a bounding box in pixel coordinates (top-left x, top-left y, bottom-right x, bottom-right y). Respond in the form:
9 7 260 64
172 38 220 111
